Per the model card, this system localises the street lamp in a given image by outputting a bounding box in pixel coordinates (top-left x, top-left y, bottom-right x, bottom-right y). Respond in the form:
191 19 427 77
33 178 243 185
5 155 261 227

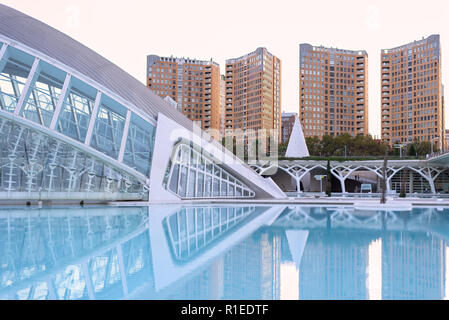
430 135 439 155
394 144 405 158
315 175 326 193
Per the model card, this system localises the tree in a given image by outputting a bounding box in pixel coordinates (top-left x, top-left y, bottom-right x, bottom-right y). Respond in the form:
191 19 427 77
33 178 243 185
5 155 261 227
408 144 417 157
380 151 387 204
325 160 332 197
304 134 390 158
278 141 288 157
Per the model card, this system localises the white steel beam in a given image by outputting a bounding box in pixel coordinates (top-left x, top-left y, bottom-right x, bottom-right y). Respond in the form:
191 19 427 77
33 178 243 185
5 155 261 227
0 43 8 72
49 73 71 130
118 109 131 162
14 57 40 116
84 90 102 146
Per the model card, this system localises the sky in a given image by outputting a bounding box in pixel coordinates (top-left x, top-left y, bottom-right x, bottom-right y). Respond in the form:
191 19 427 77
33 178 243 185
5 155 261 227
2 0 448 138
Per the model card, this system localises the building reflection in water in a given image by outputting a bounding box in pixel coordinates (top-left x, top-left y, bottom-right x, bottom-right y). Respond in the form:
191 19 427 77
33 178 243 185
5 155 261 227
1 205 449 300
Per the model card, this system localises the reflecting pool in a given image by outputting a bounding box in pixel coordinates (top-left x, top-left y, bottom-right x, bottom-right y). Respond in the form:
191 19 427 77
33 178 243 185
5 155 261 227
1 204 449 300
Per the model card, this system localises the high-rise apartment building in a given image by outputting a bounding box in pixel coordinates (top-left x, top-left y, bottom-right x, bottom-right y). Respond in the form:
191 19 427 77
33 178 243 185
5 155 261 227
220 74 226 139
281 112 297 144
224 48 281 143
299 44 368 138
147 55 221 139
380 35 444 149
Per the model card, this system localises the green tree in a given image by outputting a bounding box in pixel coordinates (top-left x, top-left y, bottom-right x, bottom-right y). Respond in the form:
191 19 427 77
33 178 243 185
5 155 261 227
278 141 289 157
408 144 417 157
325 160 332 197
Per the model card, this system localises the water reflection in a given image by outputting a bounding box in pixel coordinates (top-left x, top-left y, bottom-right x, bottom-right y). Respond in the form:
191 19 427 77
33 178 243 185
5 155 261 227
0 205 449 300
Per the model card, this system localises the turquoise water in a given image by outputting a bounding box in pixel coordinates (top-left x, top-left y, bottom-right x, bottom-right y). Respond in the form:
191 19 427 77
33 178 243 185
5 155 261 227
0 204 448 300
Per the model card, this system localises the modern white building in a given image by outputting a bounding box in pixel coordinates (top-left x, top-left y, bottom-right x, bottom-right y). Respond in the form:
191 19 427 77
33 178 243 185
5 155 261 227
0 4 285 203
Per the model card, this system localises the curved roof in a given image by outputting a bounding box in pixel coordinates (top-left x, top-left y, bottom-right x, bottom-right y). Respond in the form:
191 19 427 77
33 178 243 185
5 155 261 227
0 4 193 130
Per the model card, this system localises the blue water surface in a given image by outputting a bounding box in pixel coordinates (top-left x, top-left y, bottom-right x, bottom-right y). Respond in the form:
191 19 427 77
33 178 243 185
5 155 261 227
0 204 448 300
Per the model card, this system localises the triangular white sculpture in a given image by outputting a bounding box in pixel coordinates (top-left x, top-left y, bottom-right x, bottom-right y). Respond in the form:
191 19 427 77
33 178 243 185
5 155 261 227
285 115 309 158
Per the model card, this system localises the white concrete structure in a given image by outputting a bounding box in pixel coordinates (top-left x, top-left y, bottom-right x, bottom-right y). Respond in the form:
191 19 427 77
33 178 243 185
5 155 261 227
0 4 286 203
252 159 449 195
285 115 309 158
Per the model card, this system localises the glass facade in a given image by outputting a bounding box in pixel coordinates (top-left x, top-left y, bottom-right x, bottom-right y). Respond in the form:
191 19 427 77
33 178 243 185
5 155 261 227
164 142 255 199
21 60 66 127
0 116 147 199
0 40 156 197
57 77 96 143
0 45 34 113
90 97 127 160
123 113 155 176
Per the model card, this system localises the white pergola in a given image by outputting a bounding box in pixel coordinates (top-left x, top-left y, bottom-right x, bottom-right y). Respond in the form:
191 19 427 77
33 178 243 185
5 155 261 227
251 159 447 194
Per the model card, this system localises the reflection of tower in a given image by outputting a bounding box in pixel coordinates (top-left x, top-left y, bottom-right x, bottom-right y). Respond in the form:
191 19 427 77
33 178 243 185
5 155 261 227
223 230 281 299
299 230 374 299
382 232 445 300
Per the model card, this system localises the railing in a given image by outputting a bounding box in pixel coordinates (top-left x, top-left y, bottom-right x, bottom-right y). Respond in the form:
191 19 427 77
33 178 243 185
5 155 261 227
285 192 449 199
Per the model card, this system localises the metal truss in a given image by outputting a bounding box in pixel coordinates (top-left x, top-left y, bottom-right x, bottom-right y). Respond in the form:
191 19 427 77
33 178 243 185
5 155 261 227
0 116 147 200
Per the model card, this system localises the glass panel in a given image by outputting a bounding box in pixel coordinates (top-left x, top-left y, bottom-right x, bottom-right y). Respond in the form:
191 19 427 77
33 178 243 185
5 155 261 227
205 175 212 197
199 157 205 171
213 177 219 196
57 78 96 142
197 173 204 197
0 47 33 113
236 187 242 197
169 164 179 193
179 166 188 197
21 61 66 127
123 113 155 176
221 181 227 196
181 145 190 164
187 169 196 197
90 97 126 159
228 184 235 196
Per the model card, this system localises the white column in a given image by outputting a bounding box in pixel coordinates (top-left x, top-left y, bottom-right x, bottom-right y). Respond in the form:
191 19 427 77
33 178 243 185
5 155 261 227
49 73 71 130
84 91 102 146
0 43 8 72
118 109 131 162
14 57 40 116
339 177 346 194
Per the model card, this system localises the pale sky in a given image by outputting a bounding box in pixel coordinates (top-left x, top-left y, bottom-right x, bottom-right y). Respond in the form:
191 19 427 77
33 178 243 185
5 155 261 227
2 0 448 138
